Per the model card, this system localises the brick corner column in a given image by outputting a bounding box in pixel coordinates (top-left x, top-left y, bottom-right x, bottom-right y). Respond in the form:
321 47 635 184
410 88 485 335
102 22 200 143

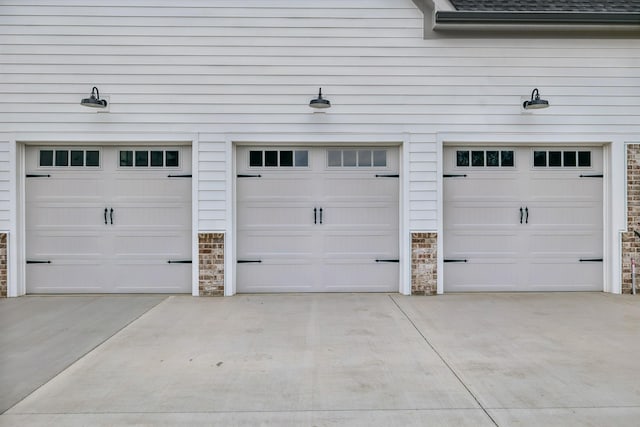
198 232 225 297
623 144 640 294
411 232 438 296
0 233 7 298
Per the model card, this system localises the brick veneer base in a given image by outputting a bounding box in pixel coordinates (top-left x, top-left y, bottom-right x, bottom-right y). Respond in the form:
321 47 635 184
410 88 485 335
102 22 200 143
411 232 438 295
199 233 225 296
623 144 640 294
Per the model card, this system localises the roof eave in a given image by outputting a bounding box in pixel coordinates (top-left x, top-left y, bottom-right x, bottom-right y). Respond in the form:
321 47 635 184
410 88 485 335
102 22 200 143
435 11 640 26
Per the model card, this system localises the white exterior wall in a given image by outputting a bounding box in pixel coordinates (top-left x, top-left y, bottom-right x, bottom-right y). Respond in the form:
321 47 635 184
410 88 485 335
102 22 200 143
0 0 638 295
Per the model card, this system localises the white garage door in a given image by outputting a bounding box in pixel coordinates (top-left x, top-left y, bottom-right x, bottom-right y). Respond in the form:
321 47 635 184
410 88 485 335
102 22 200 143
26 145 192 293
444 146 603 292
236 146 399 293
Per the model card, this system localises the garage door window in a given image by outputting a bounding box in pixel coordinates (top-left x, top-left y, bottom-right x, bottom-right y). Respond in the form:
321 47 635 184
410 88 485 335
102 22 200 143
327 149 387 167
249 150 309 168
119 150 180 168
533 150 591 168
39 149 100 168
456 150 514 168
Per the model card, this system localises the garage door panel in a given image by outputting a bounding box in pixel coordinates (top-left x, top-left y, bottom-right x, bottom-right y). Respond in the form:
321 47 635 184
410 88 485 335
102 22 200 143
444 146 602 292
238 204 313 227
444 178 521 200
321 205 397 227
446 203 521 226
237 177 314 200
324 263 398 292
28 233 102 257
27 203 106 228
238 231 313 256
237 262 316 293
528 231 602 254
322 177 396 198
26 145 192 294
525 205 601 226
26 178 105 201
110 204 191 227
113 232 190 256
444 262 520 292
236 146 399 293
113 263 191 293
526 262 602 291
323 232 397 257
27 263 104 293
529 178 601 199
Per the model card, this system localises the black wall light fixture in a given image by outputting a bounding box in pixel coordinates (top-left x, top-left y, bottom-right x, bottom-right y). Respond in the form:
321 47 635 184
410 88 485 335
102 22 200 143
309 88 331 109
80 86 108 108
523 88 549 110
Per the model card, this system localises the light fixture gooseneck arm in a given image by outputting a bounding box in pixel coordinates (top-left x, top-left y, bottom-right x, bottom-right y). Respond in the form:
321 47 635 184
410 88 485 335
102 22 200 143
531 88 540 102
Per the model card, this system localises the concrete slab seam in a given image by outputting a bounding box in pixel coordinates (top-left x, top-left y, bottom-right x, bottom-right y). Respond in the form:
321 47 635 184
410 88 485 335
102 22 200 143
388 295 499 427
2 296 171 415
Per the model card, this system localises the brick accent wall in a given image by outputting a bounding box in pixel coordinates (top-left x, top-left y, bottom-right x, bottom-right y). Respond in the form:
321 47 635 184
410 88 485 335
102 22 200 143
622 144 640 294
0 233 6 298
411 232 438 295
198 233 225 297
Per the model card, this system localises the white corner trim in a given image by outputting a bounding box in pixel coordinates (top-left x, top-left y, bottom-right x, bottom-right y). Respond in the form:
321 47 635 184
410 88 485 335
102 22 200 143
225 137 235 296
191 136 200 296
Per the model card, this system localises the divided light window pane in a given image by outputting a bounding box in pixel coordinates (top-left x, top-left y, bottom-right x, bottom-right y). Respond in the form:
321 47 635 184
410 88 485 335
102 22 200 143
549 151 562 167
564 151 577 167
343 150 357 167
55 150 69 167
471 151 484 167
151 151 164 167
373 150 387 167
166 151 179 167
501 151 514 167
120 151 133 167
486 151 499 167
86 151 100 167
533 151 547 167
136 151 149 167
40 150 53 167
578 151 591 167
358 150 372 167
328 150 341 167
249 151 263 167
70 150 84 167
280 151 293 167
265 151 278 167
295 151 308 167
456 151 469 167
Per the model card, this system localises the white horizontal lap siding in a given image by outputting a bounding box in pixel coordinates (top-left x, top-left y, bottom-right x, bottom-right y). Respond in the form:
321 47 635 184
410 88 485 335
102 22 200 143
0 142 11 226
197 138 227 231
409 137 438 230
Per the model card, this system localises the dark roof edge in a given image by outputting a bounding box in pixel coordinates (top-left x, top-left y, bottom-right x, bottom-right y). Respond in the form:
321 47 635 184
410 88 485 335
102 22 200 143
435 11 640 25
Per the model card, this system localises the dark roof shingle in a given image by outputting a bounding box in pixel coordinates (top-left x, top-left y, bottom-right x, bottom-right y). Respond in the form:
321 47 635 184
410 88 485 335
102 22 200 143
449 0 640 13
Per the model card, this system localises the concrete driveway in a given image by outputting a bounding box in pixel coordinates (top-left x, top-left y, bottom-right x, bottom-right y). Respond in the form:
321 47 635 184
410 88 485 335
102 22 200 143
1 293 640 426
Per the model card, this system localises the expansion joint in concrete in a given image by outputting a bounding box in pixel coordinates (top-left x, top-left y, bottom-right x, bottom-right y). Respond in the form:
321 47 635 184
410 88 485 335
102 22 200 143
388 295 499 427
